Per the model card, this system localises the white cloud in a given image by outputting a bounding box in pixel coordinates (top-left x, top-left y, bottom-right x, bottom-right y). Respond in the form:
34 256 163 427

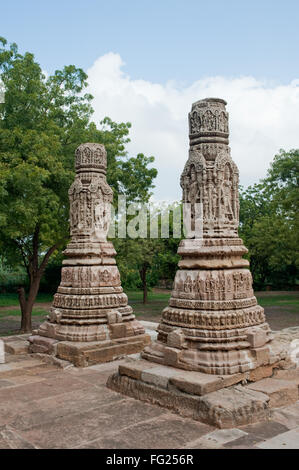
87 53 299 201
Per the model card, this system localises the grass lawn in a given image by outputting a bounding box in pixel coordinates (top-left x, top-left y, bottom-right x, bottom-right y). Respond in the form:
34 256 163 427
255 292 299 313
0 308 48 317
127 290 171 321
0 292 53 307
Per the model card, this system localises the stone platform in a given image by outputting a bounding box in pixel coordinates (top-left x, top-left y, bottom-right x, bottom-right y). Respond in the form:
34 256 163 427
29 333 150 367
107 359 299 429
0 350 299 448
107 327 299 428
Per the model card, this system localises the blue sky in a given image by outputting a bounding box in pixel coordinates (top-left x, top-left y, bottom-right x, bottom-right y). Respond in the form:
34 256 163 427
2 0 299 85
1 0 299 200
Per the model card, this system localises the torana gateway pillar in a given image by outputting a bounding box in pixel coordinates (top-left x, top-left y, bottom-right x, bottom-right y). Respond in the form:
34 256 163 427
107 100 294 428
141 98 273 374
29 143 150 366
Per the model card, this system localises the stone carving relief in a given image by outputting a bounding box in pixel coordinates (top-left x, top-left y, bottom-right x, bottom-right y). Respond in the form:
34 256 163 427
75 143 107 171
69 176 113 240
173 269 253 301
180 145 239 236
61 266 121 288
189 101 229 135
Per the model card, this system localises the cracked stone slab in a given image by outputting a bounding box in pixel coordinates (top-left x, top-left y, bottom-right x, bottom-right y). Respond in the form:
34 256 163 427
246 378 298 408
270 402 299 429
256 426 299 449
196 428 248 445
0 356 45 377
0 425 37 449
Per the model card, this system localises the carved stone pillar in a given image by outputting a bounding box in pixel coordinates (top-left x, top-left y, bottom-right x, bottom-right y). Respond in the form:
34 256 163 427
108 99 298 428
141 98 272 374
29 143 150 366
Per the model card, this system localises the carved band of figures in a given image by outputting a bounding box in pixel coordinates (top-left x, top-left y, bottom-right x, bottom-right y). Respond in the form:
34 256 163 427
189 109 228 135
161 305 265 330
173 269 253 299
53 292 128 309
75 144 107 170
57 286 123 295
61 266 121 287
196 238 244 246
50 304 133 319
169 296 257 310
158 323 254 341
68 176 113 236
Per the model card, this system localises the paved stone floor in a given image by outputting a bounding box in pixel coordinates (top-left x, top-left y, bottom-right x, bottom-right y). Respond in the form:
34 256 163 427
0 353 299 449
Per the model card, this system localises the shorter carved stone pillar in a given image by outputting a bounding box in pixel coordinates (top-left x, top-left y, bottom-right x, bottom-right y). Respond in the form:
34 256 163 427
29 143 150 366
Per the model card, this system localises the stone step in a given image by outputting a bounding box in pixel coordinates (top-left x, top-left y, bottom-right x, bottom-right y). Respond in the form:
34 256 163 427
119 360 248 396
1 335 31 355
246 378 298 408
273 368 299 389
4 340 29 355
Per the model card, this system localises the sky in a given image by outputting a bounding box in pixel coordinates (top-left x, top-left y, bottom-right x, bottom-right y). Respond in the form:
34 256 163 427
1 0 299 200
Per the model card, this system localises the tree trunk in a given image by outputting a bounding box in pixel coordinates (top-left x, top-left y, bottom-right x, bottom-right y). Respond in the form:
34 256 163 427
18 286 29 332
139 265 148 304
18 273 42 333
16 224 58 334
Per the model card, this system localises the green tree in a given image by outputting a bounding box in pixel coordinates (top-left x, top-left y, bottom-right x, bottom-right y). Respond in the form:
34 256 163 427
116 237 163 304
114 203 182 302
239 149 299 289
0 38 157 331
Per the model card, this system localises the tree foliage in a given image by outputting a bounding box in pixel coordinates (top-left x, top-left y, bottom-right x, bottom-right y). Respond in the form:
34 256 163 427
239 149 298 289
0 37 157 330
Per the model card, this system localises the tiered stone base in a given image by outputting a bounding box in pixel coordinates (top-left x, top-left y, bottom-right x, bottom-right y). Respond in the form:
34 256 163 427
139 238 272 375
107 357 299 428
107 328 299 428
29 333 150 367
142 330 271 375
29 239 151 366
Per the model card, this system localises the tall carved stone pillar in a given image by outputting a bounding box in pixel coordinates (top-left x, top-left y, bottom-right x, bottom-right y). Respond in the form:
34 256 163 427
108 99 298 428
142 98 272 374
29 143 150 366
